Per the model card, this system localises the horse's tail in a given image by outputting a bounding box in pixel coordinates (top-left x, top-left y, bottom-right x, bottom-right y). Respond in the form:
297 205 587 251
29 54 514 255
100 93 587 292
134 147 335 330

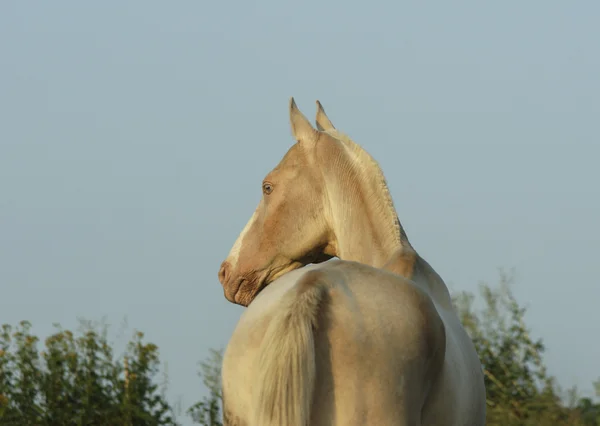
252 270 329 426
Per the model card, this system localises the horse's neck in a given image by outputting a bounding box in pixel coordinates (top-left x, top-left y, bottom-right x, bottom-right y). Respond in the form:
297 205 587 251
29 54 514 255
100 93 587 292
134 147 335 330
328 186 405 268
333 221 400 268
382 247 454 311
324 141 406 268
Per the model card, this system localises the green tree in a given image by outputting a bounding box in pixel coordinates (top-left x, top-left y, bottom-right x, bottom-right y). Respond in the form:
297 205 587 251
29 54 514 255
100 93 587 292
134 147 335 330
187 348 223 426
3 269 599 426
452 269 598 425
0 320 178 426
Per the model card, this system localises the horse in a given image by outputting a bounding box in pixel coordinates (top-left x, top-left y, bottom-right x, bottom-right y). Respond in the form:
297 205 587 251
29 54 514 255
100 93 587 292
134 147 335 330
217 98 486 426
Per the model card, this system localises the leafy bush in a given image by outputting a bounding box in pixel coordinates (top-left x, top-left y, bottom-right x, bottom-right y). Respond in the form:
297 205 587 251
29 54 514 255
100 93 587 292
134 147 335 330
1 271 598 425
453 270 600 425
0 320 176 425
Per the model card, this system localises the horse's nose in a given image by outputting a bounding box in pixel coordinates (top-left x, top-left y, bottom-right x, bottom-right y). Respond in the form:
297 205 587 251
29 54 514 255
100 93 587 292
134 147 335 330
218 261 231 286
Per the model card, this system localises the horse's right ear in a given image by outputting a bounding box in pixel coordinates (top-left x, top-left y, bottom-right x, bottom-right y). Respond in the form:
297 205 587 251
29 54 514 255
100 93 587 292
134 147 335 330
315 100 335 132
289 97 318 143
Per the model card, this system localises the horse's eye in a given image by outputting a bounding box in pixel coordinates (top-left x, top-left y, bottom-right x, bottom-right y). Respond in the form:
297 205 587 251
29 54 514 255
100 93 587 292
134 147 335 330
262 182 273 195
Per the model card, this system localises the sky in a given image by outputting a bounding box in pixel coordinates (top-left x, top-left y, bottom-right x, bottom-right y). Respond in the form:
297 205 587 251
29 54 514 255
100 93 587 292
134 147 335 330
1 1 599 423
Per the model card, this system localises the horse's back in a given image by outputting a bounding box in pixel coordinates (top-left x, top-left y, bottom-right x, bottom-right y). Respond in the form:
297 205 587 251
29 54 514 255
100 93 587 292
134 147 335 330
222 260 448 425
308 260 447 425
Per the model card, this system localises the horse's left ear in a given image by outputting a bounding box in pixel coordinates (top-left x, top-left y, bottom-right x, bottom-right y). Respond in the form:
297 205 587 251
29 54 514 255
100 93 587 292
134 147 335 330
315 100 335 131
289 97 318 143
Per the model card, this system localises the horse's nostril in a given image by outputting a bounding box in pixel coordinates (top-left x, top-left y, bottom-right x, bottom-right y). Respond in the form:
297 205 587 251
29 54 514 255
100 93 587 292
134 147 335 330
218 261 230 285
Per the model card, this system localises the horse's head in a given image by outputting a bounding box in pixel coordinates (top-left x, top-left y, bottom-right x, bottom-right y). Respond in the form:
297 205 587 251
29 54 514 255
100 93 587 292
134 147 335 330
218 98 402 306
218 99 346 306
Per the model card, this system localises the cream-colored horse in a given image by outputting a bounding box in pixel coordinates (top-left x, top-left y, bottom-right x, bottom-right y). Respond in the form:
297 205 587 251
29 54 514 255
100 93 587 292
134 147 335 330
218 98 486 426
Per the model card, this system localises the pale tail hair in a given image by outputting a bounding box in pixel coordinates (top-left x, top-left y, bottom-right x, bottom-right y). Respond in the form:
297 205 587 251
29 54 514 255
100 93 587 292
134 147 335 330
252 271 329 426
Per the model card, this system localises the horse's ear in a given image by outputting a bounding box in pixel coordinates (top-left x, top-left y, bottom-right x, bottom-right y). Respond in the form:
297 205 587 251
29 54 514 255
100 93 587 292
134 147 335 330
289 97 318 143
315 100 335 131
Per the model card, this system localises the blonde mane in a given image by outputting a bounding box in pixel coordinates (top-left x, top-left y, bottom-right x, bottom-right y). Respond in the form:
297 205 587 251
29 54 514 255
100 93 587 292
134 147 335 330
322 128 410 247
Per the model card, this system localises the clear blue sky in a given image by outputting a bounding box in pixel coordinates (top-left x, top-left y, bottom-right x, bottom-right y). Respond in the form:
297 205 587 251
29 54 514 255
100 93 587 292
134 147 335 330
1 1 599 423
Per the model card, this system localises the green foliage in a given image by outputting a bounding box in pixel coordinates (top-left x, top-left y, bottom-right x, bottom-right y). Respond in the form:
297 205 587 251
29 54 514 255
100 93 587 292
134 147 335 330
0 320 177 426
187 349 223 426
1 270 598 426
453 269 600 425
